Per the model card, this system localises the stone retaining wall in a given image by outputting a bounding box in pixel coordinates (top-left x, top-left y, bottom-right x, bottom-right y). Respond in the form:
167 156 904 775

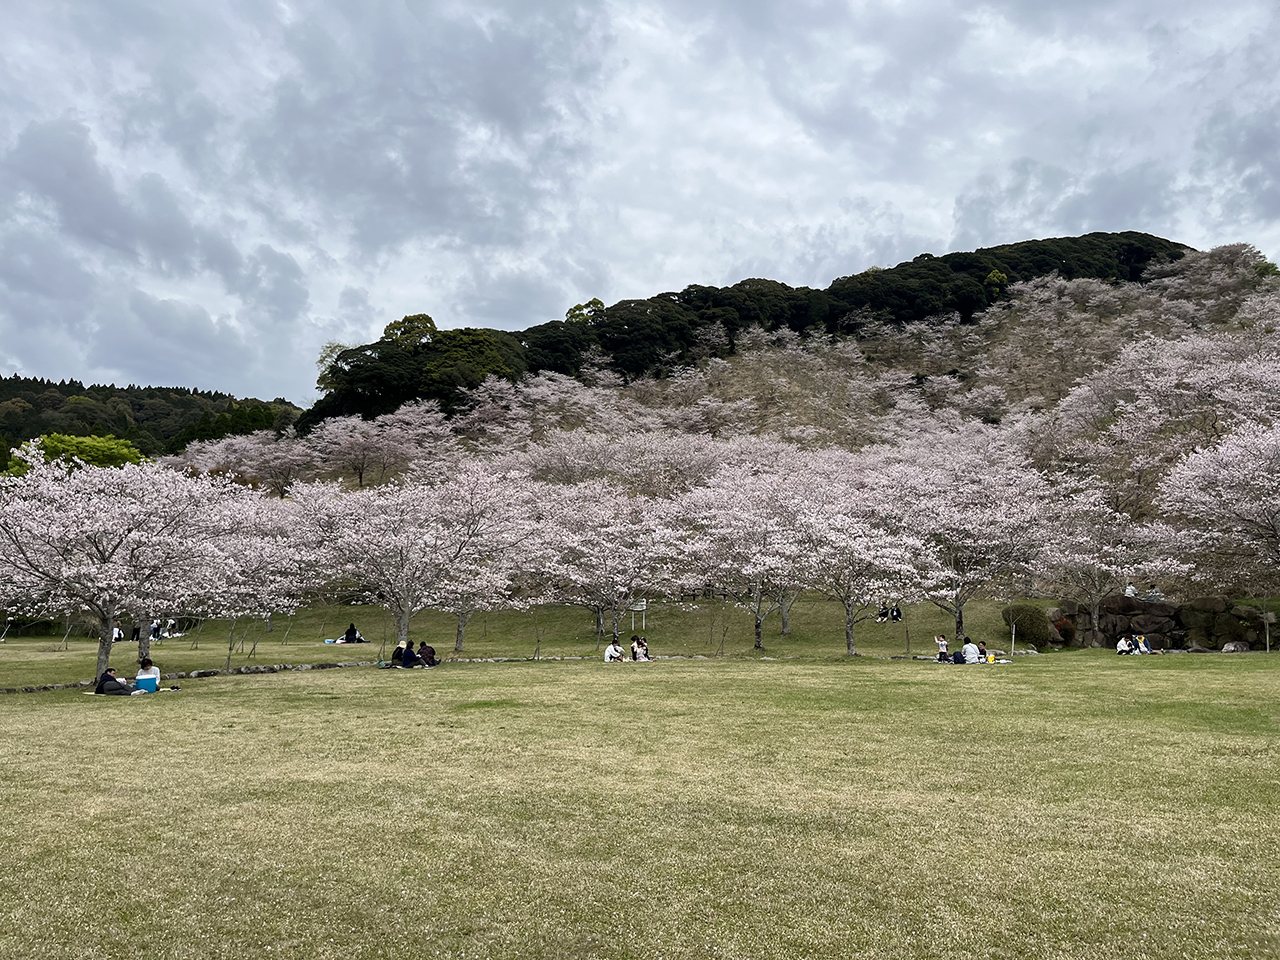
1050 595 1272 651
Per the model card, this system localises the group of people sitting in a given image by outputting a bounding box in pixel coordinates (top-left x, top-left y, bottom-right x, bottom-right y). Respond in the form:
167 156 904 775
93 658 173 695
1124 582 1166 602
875 603 903 623
1116 635 1158 655
112 619 180 643
604 635 652 662
390 639 440 667
933 635 990 664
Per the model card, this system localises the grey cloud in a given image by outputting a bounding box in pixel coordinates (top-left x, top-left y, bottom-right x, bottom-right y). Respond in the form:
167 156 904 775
5 119 138 254
2 0 1280 402
1198 102 1280 220
235 245 310 326
952 160 1180 249
0 227 96 305
88 291 246 388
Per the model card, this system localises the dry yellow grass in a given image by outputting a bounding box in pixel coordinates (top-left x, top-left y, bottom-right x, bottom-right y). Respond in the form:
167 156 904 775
1 654 1277 959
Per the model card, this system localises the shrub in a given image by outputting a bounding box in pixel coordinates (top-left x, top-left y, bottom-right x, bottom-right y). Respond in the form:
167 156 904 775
1052 618 1076 645
1001 604 1052 647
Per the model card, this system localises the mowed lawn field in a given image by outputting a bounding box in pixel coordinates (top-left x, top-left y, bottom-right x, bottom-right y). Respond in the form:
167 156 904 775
1 653 1277 959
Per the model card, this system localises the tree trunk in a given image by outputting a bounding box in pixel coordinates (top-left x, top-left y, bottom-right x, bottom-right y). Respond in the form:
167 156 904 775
1089 601 1101 647
138 626 152 663
454 610 473 653
954 605 964 642
780 591 796 635
94 609 115 680
223 619 238 671
611 608 622 645
845 605 856 656
396 608 411 648
754 615 764 650
594 607 605 651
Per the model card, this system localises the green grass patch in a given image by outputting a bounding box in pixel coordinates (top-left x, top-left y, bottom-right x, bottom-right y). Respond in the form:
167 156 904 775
0 654 1277 958
0 597 1044 690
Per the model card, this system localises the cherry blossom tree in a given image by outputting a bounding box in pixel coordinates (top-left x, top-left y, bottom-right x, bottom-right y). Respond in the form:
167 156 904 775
308 415 400 487
681 467 809 650
873 429 1051 640
537 481 681 648
0 446 276 679
293 464 531 651
794 479 927 655
1158 422 1280 630
173 428 315 498
1039 484 1185 643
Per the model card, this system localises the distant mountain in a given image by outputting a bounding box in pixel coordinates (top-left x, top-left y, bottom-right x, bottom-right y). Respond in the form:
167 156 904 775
303 231 1189 428
0 377 300 466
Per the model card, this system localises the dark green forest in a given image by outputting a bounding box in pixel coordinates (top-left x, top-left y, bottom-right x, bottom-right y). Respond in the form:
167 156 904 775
0 378 299 468
300 231 1187 428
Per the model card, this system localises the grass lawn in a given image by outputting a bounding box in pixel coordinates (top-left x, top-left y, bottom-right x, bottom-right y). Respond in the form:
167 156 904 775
0 597 1050 690
1 653 1277 959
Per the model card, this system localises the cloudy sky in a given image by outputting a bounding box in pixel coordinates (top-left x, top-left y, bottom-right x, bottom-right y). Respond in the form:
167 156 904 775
2 0 1278 402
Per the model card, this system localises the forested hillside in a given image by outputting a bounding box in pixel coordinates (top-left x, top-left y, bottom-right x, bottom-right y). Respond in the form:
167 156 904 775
0 377 300 467
301 231 1189 427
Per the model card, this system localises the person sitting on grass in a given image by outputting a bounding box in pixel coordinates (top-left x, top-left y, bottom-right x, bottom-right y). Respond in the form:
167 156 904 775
402 643 425 668
94 668 134 695
977 641 988 661
1116 636 1135 655
391 640 407 666
961 637 981 664
1136 635 1154 655
604 639 626 662
417 642 439 667
875 602 890 623
136 657 161 686
342 623 364 644
638 636 652 661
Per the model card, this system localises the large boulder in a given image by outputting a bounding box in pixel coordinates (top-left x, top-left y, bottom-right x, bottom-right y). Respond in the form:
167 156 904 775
1221 640 1251 653
1130 614 1176 635
1058 600 1080 617
1180 608 1216 631
1143 633 1170 650
1230 605 1264 624
1146 601 1179 618
1099 613 1130 636
1100 595 1146 616
1210 613 1247 645
1188 596 1230 613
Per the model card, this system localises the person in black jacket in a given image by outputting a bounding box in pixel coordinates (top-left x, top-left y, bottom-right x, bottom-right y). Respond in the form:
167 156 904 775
417 642 438 667
94 668 133 695
402 643 424 668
